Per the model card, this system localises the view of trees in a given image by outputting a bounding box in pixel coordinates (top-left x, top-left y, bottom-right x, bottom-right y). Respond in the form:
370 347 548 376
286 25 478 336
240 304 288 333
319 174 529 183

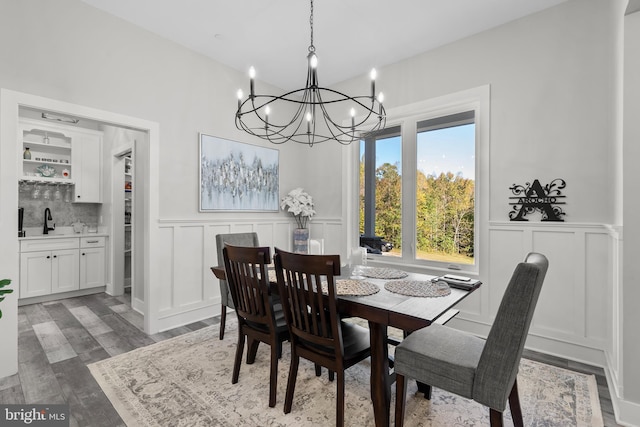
360 161 475 263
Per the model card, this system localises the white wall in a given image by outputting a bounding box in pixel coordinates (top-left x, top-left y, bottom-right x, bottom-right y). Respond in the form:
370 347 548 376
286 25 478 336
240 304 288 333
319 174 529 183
623 7 640 422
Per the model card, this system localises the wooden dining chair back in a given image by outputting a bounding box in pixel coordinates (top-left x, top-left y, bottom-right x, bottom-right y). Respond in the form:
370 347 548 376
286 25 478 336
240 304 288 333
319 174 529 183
214 232 260 339
273 248 371 427
394 252 549 427
222 244 289 408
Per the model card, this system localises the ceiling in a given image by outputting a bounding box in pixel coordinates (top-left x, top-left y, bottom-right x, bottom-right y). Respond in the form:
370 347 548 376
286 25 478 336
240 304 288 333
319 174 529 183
80 0 570 91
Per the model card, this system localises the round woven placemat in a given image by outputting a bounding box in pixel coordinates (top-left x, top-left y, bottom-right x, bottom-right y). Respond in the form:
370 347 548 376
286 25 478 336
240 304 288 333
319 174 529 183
358 267 408 279
384 280 451 297
322 279 380 296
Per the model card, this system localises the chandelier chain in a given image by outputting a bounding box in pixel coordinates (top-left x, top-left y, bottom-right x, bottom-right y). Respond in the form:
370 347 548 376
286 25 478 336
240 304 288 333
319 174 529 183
309 0 314 52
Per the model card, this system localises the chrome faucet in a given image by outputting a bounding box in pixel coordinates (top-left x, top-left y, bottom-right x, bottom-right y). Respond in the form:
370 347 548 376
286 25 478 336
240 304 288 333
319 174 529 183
43 208 55 235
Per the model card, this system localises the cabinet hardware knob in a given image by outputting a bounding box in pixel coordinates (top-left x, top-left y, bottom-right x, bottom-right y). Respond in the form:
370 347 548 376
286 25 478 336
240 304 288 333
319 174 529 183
46 255 50 259
53 255 57 258
82 253 85 256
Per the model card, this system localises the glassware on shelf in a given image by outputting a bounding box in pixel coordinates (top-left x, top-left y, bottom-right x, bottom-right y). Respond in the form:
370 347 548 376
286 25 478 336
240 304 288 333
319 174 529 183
31 184 40 199
43 186 51 200
63 187 71 203
23 147 31 159
54 184 62 201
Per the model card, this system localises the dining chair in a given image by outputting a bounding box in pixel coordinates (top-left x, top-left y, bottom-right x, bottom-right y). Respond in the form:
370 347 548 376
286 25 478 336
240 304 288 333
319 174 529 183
394 252 549 427
222 244 289 408
215 232 260 340
273 248 371 427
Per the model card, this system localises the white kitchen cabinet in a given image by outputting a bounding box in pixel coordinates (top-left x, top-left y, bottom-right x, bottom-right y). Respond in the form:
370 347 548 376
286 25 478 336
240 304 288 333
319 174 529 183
72 131 103 203
18 118 103 203
19 238 80 298
80 237 106 289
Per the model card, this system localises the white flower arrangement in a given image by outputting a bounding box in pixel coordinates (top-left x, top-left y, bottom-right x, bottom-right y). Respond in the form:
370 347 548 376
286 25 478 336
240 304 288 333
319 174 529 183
280 188 316 229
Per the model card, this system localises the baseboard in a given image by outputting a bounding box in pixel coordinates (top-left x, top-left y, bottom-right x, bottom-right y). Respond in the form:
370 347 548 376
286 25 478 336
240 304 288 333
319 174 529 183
155 302 219 333
17 286 105 306
605 357 640 427
132 297 144 315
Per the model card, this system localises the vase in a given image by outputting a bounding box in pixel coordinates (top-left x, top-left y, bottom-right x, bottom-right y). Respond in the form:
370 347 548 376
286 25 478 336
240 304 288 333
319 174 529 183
293 228 310 254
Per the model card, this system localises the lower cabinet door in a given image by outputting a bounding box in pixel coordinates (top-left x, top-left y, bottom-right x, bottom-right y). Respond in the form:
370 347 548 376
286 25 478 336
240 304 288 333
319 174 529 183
20 251 52 298
51 249 80 294
80 247 105 289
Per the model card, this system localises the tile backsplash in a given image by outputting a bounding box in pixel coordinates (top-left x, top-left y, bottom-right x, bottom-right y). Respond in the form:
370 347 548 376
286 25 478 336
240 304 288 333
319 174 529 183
19 196 100 228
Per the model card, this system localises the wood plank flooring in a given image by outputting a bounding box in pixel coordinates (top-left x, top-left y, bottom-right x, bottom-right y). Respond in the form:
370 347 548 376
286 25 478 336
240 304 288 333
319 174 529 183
0 292 622 426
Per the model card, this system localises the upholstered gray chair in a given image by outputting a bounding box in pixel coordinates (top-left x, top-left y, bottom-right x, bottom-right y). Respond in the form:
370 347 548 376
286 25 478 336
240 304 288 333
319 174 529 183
214 232 260 340
394 252 549 427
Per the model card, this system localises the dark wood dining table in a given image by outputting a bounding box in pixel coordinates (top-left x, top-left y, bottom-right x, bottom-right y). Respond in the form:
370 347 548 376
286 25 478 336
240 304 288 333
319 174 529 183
211 264 479 427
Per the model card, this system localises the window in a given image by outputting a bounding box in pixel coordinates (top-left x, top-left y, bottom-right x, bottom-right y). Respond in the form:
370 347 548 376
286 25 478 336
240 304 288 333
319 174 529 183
416 112 475 265
355 86 488 272
359 127 402 255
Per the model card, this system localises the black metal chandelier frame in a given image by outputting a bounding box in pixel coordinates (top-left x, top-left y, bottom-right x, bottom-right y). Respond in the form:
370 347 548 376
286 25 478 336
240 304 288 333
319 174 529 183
235 0 386 146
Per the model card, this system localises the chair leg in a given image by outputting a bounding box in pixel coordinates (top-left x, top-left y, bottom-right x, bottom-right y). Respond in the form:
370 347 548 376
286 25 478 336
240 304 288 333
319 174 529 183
509 379 524 427
219 304 227 340
328 370 335 382
232 332 245 384
315 364 322 377
284 354 299 414
417 381 432 399
246 338 260 364
336 370 345 427
489 409 504 427
394 373 407 427
268 346 279 408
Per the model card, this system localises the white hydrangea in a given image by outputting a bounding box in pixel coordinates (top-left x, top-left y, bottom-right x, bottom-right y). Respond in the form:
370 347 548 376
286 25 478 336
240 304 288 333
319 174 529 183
280 188 316 229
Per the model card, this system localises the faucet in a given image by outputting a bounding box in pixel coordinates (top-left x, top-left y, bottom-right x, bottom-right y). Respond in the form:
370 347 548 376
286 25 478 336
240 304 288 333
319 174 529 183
43 208 55 235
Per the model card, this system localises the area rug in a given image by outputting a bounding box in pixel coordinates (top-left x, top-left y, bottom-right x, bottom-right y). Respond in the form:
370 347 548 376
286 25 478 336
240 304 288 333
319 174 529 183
88 322 604 426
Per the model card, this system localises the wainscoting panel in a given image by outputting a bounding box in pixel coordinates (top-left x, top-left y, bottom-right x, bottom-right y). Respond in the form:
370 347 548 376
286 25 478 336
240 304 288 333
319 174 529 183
487 222 614 365
157 226 175 312
154 218 342 331
531 230 582 338
173 225 206 308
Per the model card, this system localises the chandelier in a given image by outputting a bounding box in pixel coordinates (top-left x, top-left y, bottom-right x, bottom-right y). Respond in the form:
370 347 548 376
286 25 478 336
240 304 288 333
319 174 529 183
235 0 386 147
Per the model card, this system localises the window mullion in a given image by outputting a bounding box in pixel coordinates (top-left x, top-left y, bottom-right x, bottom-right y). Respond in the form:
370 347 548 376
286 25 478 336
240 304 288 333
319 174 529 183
401 120 417 262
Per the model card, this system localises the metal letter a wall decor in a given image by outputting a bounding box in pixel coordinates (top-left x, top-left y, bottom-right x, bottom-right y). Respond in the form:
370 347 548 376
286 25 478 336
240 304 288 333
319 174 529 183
508 178 566 221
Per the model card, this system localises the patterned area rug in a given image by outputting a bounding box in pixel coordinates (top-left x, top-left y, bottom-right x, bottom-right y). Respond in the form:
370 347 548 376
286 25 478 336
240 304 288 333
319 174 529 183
89 322 603 426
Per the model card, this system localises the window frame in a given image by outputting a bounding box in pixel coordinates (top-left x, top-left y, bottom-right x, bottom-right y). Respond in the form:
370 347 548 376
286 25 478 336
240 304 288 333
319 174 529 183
344 85 490 275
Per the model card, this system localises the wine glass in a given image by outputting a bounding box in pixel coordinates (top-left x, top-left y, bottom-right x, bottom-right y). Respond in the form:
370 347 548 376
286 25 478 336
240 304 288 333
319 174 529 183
31 184 40 199
43 186 51 200
54 184 62 201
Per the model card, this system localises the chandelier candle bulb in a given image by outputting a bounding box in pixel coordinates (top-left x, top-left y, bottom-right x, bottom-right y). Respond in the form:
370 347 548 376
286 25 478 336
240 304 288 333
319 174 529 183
237 89 243 110
249 67 255 98
351 108 356 129
370 68 377 98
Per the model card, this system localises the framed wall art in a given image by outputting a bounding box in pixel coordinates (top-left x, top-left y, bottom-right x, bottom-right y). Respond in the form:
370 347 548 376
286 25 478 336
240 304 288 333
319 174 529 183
199 134 279 212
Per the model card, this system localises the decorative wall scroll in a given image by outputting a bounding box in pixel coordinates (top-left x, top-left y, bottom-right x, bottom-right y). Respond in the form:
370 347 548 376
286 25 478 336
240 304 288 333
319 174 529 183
508 179 566 222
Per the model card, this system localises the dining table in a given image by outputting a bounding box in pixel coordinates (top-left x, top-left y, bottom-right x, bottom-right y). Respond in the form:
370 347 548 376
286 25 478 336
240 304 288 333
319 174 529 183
211 263 480 427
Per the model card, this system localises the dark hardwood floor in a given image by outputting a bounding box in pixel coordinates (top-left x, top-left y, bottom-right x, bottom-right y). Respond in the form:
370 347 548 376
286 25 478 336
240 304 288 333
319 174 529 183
0 291 621 426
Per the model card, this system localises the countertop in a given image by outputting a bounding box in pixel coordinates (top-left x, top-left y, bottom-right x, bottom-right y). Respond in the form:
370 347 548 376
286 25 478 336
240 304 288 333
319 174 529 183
19 232 109 241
